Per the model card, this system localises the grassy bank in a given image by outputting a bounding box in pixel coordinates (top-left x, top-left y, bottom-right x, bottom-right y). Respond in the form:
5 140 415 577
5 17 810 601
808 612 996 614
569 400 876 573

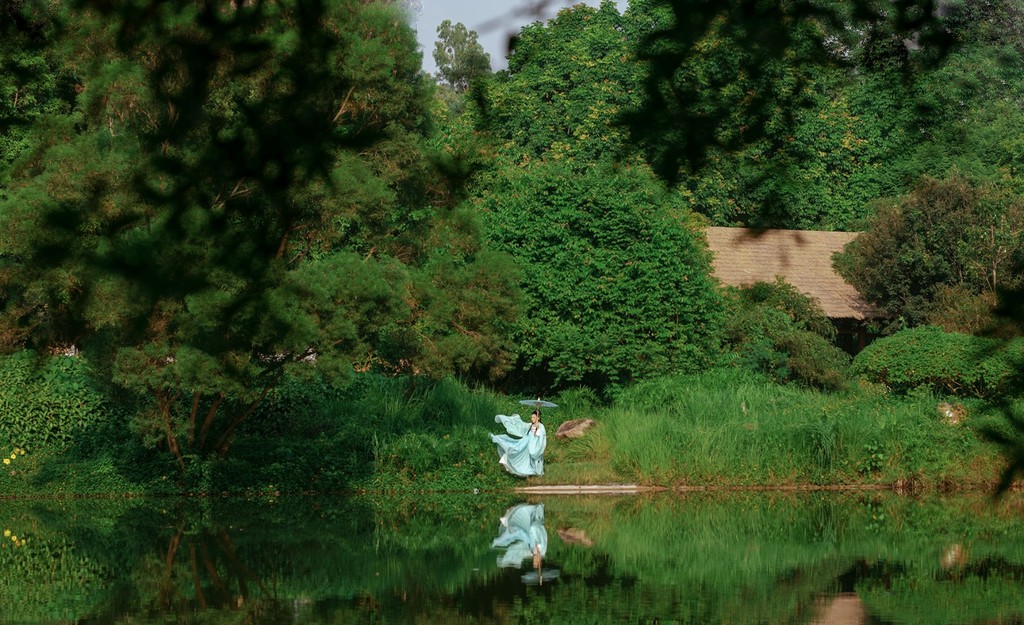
0 356 1014 496
548 369 1006 490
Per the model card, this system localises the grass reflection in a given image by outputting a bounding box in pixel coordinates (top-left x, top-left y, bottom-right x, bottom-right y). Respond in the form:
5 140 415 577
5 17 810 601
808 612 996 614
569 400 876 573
0 492 1023 624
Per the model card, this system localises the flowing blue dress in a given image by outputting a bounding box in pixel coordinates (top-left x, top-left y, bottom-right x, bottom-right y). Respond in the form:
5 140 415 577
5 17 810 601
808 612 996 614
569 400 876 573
491 414 546 477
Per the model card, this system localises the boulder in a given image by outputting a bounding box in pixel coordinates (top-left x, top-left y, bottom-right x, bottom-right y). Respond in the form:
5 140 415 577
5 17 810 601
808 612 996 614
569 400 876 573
937 402 966 425
555 418 596 439
557 527 594 546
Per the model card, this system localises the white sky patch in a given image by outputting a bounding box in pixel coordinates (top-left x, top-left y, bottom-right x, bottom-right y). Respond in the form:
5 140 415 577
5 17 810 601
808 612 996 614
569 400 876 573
412 0 629 75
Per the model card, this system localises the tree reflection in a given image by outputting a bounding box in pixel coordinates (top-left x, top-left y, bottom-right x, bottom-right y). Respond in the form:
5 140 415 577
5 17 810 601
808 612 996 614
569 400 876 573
150 518 276 617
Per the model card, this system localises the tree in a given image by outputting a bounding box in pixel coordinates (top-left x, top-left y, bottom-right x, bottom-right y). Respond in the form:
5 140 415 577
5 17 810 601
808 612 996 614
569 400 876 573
0 1 77 174
625 0 956 189
482 0 645 165
0 0 517 465
834 174 1024 330
886 0 1024 190
433 20 491 94
475 160 724 394
679 67 916 230
468 2 724 394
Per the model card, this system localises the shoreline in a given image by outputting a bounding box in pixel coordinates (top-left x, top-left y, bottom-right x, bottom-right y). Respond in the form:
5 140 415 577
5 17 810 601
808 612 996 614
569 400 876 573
1 480 1006 500
514 483 898 495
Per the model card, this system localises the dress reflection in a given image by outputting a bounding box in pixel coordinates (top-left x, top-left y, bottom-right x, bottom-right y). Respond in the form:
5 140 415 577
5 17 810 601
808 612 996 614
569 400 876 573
491 503 560 585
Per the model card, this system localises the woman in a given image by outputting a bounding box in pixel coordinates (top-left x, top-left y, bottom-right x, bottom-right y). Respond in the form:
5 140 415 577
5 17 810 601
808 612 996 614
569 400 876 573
491 409 546 477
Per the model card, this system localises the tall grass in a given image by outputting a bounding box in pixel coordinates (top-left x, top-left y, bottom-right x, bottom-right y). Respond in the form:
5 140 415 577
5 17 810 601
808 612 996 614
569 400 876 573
593 368 1002 487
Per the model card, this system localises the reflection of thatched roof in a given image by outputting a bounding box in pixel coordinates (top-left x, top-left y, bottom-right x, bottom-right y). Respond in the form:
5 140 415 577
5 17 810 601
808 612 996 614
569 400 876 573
705 227 876 320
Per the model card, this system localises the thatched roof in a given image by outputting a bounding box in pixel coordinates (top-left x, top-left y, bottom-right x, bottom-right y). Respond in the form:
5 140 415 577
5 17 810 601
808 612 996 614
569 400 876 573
705 226 876 320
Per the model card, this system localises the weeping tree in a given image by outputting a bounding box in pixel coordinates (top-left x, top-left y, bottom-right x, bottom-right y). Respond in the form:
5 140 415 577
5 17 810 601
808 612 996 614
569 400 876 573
0 0 518 466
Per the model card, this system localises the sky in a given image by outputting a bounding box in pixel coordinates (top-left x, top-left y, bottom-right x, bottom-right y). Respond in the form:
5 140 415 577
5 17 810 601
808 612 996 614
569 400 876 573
411 0 629 75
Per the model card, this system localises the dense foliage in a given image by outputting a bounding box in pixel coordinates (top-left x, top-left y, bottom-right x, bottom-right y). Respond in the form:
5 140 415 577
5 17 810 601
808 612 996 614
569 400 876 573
0 350 110 448
626 0 951 190
835 175 1024 330
0 0 517 465
852 326 1024 398
481 1 645 164
477 161 724 392
722 279 850 390
4 0 1024 484
469 2 725 394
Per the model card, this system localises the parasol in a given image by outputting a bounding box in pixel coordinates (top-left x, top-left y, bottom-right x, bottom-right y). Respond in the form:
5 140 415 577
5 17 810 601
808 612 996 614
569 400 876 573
519 398 558 409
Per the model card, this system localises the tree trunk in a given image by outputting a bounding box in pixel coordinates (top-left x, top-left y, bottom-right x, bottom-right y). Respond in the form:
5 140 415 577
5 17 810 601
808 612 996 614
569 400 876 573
157 391 185 470
215 383 274 457
197 393 225 453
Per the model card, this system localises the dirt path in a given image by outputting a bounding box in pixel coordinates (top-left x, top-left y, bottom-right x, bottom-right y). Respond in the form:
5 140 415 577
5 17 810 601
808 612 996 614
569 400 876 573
515 484 666 495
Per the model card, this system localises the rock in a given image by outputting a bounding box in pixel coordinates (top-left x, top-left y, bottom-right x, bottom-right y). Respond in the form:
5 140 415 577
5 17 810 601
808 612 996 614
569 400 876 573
941 543 967 569
555 418 596 439
937 402 966 425
557 527 594 546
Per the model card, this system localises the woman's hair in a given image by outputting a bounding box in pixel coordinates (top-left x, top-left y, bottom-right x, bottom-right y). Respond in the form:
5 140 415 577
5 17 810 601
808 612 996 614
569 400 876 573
532 409 542 420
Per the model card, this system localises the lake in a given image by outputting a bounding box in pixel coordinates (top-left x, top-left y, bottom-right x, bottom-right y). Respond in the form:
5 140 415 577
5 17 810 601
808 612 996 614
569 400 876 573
1 490 1022 624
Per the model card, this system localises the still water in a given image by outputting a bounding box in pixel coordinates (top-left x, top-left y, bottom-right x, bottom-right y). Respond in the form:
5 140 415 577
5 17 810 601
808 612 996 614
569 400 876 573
1 491 1023 624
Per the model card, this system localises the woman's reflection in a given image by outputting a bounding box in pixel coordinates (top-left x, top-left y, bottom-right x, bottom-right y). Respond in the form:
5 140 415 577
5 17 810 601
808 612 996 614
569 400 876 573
492 503 559 585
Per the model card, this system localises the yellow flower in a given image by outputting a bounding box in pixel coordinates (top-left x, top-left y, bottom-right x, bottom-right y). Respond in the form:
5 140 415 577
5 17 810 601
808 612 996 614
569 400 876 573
16 449 24 456
2 530 9 537
10 535 16 542
8 453 14 460
2 459 8 465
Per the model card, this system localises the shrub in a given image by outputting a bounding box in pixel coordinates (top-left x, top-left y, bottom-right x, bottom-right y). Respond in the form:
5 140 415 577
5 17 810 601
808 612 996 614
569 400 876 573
0 351 111 449
722 279 851 390
480 161 725 394
851 326 1024 397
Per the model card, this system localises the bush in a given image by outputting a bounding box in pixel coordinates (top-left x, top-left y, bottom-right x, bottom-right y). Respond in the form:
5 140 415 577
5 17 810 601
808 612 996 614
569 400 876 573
722 279 851 390
852 326 1024 397
0 351 111 449
480 161 725 394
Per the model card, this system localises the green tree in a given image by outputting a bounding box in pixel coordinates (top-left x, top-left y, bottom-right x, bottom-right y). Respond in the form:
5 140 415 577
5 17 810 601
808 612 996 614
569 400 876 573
476 160 724 393
433 20 491 94
890 0 1024 189
0 0 517 465
834 174 1024 330
469 2 724 393
682 69 914 230
0 1 77 174
626 0 955 187
482 0 645 164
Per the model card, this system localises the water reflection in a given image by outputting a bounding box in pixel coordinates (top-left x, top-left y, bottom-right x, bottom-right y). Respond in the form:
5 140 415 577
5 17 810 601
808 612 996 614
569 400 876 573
154 520 273 613
2 492 1024 624
491 503 560 585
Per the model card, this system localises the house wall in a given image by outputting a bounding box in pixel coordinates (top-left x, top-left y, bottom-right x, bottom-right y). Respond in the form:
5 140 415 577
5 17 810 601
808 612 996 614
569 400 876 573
832 318 877 355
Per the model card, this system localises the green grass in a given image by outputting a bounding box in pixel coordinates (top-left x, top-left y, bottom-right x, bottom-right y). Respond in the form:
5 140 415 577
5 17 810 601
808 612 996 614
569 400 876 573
0 366 1017 495
554 369 1007 489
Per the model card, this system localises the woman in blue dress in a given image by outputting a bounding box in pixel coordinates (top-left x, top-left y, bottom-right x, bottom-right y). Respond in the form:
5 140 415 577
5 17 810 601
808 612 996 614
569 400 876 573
491 409 546 477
